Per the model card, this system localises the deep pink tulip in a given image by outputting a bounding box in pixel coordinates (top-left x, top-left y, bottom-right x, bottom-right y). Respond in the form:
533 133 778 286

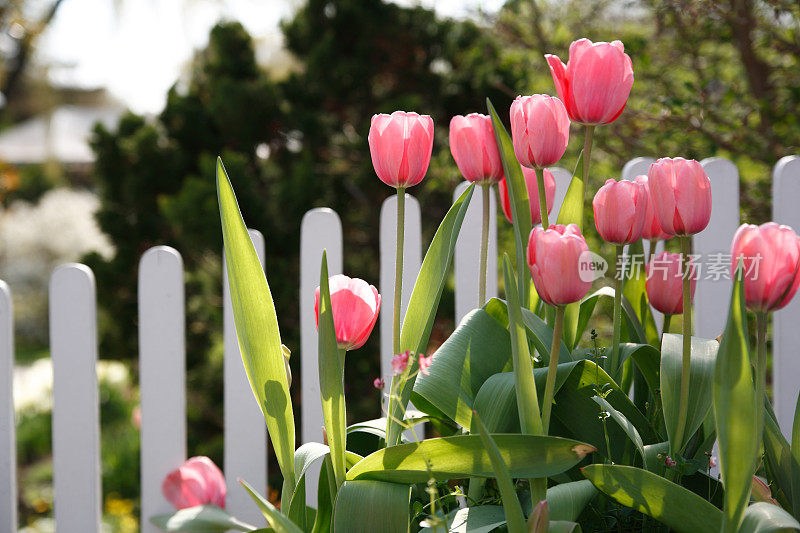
592 178 648 245
527 224 593 306
509 95 570 169
730 222 800 313
634 175 672 241
545 39 634 125
648 157 712 236
646 251 696 315
368 111 434 188
162 456 226 510
498 167 556 226
449 113 503 184
315 274 381 350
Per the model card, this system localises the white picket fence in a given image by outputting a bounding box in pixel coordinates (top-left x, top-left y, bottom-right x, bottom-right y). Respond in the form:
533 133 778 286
1 155 799 532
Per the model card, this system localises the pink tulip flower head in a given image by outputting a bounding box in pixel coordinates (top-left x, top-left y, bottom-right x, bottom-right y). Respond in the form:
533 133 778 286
449 113 504 184
527 224 593 306
646 251 696 315
509 95 570 169
634 175 672 241
368 111 434 189
162 456 226 510
315 274 381 351
545 39 634 125
730 222 800 313
647 158 712 236
498 167 556 226
592 178 648 245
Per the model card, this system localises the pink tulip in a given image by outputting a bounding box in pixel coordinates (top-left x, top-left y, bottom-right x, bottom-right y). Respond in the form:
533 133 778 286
368 111 434 188
647 157 712 236
315 274 381 350
730 222 800 312
592 178 648 245
509 95 570 169
545 39 634 125
449 113 503 184
527 224 593 306
634 175 672 241
498 167 556 226
646 251 696 315
162 456 226 510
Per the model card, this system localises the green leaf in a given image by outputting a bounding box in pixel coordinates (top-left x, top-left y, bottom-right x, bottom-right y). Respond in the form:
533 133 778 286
792 392 800 517
345 434 594 483
287 475 307 530
150 505 255 532
592 395 647 469
739 502 800 532
764 407 796 512
289 442 334 513
543 480 598 522
575 287 649 350
216 158 296 486
555 151 585 230
239 479 304 533
428 506 507 533
661 333 719 454
316 251 346 489
714 265 758 532
520 307 572 364
311 456 334 533
582 464 723 533
624 343 661 397
622 240 660 346
386 183 474 446
473 411 527 533
333 480 411 533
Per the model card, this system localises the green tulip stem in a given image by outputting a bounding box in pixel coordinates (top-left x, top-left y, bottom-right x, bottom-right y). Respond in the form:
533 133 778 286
755 311 768 448
479 183 490 306
609 245 624 377
542 305 565 434
662 314 672 337
535 167 549 230
674 236 693 455
582 125 595 205
393 187 405 356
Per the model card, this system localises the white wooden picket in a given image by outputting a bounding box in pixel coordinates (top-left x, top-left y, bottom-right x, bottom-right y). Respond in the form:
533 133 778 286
549 166 572 224
50 264 101 532
0 282 14 533
223 230 268 527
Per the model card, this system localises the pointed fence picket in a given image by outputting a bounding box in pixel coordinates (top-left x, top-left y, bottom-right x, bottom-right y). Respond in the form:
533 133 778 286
3 156 800 530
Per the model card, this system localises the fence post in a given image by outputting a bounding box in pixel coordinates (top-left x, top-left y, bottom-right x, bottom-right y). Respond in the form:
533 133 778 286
549 166 572 223
224 230 268 527
0 282 15 533
51 264 101 532
772 155 800 438
139 247 186 533
300 208 342 505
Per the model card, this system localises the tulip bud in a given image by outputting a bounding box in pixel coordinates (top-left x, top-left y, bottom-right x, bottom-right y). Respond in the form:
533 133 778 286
509 95 570 169
527 224 593 306
545 38 634 125
449 113 503 184
527 501 549 533
646 251 696 315
498 167 556 226
162 456 226 510
730 222 800 312
634 175 672 241
592 178 648 245
368 111 434 189
314 274 381 351
647 157 712 236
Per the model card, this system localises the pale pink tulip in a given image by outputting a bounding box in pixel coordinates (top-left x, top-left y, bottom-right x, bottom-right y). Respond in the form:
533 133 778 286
545 39 634 125
162 456 226 510
646 251 695 315
592 178 648 245
449 113 503 184
498 167 556 226
648 157 712 236
315 274 381 350
368 111 434 188
509 95 570 169
527 224 593 306
730 222 800 312
634 175 672 241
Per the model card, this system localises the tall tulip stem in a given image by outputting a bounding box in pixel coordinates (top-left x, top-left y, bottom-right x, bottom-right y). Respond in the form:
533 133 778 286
479 183 490 306
755 312 768 448
609 245 624 377
674 236 693 455
662 314 672 337
542 306 565 433
535 167 549 230
393 188 405 355
582 125 595 205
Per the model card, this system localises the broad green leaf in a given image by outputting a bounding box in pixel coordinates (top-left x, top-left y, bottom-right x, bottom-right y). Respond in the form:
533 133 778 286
582 464 723 532
346 434 595 483
473 411 526 533
792 391 800 516
739 502 800 532
555 151 585 230
520 307 572 364
386 184 474 446
333 480 411 533
661 333 718 454
316 251 346 489
239 479 304 533
714 266 758 532
312 456 334 533
287 475 307 530
592 395 647 469
430 506 506 533
542 480 598 522
289 442 334 512
624 343 661 397
150 505 255 532
764 406 796 512
575 287 649 350
216 158 295 486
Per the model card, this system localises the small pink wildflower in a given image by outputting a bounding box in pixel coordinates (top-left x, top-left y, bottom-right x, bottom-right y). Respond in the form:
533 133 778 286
373 377 385 390
418 354 434 375
709 456 717 468
392 351 411 375
664 456 677 468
